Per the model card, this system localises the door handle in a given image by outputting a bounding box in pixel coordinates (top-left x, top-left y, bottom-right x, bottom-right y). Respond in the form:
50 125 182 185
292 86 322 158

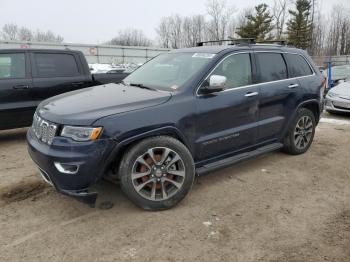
13 84 30 90
288 83 299 89
245 92 259 97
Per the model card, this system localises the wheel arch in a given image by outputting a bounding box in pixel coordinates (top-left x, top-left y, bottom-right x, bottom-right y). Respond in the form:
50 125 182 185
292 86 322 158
104 126 192 177
281 99 321 140
298 100 321 124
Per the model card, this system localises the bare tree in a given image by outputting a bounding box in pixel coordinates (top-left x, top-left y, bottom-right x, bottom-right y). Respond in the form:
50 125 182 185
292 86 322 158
206 0 236 41
325 5 350 55
168 15 183 48
18 27 33 41
191 15 206 45
0 23 64 43
181 15 206 47
226 18 237 38
1 23 18 40
272 0 289 39
236 8 253 36
153 0 348 55
156 17 172 48
310 6 326 56
156 15 182 48
34 30 63 43
107 28 152 47
157 14 206 48
182 17 193 47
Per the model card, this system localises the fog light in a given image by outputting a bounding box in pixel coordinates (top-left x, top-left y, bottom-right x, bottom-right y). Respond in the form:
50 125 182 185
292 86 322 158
54 162 79 174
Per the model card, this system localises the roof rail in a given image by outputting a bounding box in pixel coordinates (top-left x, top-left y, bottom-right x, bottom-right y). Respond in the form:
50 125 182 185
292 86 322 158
256 40 287 45
196 38 255 47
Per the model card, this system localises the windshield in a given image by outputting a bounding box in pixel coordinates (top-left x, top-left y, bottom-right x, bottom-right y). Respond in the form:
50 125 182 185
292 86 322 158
332 66 350 79
123 52 216 91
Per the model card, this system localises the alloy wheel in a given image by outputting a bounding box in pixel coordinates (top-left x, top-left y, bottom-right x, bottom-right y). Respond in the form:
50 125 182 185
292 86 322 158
294 116 313 150
131 147 186 201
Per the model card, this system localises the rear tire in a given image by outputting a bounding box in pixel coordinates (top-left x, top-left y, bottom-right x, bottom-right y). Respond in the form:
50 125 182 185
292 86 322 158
283 108 316 155
118 136 195 211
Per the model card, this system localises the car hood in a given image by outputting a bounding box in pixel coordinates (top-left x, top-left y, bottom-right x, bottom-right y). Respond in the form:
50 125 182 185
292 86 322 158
37 83 172 125
330 82 350 97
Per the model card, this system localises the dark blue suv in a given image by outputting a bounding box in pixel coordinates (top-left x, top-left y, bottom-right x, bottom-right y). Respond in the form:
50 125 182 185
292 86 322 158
27 43 324 210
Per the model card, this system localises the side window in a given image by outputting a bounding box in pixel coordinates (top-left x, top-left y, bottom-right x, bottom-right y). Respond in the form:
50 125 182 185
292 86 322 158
0 53 26 79
256 53 287 82
207 53 252 89
285 54 313 77
34 53 80 78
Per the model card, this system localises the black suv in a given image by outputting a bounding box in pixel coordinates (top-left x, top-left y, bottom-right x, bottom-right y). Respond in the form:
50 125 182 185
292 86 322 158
27 43 324 210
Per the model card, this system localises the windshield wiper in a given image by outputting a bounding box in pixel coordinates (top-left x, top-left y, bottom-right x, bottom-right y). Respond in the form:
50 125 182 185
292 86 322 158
128 83 157 91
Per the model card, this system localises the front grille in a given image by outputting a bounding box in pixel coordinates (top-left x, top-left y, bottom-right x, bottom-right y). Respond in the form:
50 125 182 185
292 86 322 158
32 113 58 145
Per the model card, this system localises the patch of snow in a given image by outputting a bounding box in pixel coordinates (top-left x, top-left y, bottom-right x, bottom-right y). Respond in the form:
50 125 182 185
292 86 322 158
320 117 350 126
203 221 212 227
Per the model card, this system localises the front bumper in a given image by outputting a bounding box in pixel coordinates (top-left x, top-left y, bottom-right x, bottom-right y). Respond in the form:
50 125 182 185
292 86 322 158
325 95 350 113
37 168 99 206
27 128 116 206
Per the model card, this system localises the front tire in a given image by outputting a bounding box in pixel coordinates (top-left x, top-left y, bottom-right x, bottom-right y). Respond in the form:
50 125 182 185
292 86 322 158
283 108 316 155
118 136 195 211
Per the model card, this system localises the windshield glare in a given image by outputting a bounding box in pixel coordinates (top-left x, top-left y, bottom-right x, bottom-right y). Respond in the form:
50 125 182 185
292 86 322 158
332 66 350 78
123 52 215 91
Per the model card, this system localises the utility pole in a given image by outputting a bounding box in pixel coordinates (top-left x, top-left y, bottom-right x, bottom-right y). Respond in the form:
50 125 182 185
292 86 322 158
310 0 316 55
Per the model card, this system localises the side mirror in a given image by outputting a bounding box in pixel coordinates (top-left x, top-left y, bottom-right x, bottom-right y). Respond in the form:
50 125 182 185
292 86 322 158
203 75 226 94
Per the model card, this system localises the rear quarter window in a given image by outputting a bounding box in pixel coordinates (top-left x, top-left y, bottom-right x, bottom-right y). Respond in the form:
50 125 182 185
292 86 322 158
34 53 80 78
256 53 287 83
285 54 313 77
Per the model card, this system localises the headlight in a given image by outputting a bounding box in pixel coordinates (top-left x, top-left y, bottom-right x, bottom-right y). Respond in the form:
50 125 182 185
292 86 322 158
61 126 102 142
327 92 339 98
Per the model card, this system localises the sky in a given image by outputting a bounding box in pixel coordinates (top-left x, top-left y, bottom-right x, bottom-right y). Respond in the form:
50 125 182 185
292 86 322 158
1 0 349 44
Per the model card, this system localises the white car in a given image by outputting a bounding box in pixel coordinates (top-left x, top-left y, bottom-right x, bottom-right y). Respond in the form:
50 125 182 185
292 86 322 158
95 68 126 74
325 80 350 114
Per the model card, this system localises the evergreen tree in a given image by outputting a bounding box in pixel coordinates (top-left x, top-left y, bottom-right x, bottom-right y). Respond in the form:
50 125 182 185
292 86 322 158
237 4 274 41
287 0 312 49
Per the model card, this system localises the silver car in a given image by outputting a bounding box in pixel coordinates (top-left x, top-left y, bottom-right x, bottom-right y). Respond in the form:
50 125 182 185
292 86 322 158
325 80 350 113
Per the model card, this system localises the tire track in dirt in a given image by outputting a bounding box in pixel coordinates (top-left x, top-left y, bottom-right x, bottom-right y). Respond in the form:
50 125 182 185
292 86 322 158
1 210 100 250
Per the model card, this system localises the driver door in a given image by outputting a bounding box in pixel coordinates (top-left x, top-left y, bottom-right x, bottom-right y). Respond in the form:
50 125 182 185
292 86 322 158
194 52 259 161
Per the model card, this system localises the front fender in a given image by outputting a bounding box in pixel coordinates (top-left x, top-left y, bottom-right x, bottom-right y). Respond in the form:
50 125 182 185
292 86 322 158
104 126 192 171
115 126 190 150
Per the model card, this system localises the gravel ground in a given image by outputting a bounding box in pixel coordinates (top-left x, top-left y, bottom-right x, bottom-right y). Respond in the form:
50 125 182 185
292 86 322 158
0 113 349 262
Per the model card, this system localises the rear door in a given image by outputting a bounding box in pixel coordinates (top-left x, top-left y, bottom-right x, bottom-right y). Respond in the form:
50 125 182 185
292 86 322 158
31 51 91 103
254 51 302 143
0 51 34 129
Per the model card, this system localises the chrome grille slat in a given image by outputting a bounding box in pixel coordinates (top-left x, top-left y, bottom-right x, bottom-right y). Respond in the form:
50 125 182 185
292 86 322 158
48 124 57 145
41 121 48 143
32 113 57 145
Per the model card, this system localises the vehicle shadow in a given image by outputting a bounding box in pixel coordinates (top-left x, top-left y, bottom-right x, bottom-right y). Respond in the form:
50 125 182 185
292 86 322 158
92 151 287 211
0 128 28 143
